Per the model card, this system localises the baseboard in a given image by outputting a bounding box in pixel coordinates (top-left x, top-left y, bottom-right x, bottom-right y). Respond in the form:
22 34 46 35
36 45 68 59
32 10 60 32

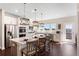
0 46 5 50
52 40 76 45
1 47 5 50
52 41 59 43
52 40 60 44
59 41 75 45
0 46 1 50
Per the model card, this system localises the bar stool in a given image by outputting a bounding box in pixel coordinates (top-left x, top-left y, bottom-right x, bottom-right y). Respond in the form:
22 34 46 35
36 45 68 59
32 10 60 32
21 39 39 56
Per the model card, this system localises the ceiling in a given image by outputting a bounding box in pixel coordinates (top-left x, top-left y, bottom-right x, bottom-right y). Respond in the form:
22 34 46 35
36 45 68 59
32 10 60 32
0 3 77 21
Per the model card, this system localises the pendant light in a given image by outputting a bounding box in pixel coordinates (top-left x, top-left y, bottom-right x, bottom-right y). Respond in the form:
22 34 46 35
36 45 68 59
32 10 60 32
20 3 29 25
40 12 44 27
41 13 43 20
33 8 38 24
34 8 37 20
23 3 26 18
23 3 29 21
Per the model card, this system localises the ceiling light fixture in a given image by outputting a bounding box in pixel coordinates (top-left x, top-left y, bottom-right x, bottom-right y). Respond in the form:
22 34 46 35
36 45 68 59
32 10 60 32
40 13 43 20
34 8 37 20
15 10 18 12
32 8 39 25
20 3 29 25
23 3 26 18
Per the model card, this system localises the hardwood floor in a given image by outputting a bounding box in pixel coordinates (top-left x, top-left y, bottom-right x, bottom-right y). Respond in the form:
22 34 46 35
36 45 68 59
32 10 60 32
49 43 77 56
0 43 77 56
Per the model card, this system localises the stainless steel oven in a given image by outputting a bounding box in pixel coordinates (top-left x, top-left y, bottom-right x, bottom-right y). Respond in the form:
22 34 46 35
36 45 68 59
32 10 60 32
19 27 26 33
19 27 26 37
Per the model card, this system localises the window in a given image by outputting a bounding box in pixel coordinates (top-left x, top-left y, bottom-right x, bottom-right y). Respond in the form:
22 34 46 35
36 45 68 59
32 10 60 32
51 24 56 30
44 24 56 30
65 24 73 39
65 24 72 29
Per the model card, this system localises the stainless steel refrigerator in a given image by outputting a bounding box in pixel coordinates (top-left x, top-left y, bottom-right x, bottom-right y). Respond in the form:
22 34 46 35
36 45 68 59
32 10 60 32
4 24 17 48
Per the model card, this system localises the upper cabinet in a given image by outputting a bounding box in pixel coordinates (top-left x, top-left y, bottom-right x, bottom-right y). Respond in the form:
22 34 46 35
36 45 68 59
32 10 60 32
4 15 18 25
3 11 30 25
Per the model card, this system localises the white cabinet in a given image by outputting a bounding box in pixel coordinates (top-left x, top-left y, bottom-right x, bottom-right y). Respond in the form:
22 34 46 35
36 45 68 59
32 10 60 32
4 14 18 25
17 18 30 38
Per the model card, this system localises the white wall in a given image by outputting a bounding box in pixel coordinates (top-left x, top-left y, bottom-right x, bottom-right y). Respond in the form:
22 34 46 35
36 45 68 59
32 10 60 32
0 9 2 49
4 13 18 25
77 4 79 55
0 9 6 50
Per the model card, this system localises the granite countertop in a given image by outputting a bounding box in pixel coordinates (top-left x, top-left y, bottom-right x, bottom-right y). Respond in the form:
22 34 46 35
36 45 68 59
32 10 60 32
10 33 49 45
10 37 39 45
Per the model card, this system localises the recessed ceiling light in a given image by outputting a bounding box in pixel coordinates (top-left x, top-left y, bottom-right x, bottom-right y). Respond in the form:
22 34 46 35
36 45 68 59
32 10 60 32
15 10 18 13
32 10 34 13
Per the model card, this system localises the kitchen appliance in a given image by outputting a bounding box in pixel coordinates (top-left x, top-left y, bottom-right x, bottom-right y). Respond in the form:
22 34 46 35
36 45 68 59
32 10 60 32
4 24 17 48
19 27 26 33
19 26 26 37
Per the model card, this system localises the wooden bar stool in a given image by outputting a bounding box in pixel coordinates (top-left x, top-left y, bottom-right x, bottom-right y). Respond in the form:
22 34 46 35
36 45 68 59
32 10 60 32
21 39 39 56
37 37 46 55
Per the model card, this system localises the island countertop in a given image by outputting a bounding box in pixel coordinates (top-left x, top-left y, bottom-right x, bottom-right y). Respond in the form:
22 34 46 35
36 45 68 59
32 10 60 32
10 37 39 45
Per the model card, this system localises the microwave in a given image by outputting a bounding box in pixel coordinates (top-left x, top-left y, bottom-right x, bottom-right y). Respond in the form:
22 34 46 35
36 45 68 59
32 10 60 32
19 27 26 33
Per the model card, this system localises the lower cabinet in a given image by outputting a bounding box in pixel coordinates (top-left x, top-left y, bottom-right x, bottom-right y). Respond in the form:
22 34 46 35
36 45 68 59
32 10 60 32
10 41 17 56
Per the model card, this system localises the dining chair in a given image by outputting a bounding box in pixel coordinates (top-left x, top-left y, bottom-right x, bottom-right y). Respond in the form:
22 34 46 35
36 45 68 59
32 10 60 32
45 34 52 52
37 36 47 55
21 39 39 56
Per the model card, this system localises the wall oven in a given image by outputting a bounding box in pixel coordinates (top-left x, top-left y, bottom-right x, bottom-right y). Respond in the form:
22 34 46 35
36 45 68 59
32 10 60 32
19 27 26 33
19 27 26 37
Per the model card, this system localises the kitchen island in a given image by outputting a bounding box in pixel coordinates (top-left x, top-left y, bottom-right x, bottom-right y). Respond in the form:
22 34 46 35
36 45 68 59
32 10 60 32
10 37 39 56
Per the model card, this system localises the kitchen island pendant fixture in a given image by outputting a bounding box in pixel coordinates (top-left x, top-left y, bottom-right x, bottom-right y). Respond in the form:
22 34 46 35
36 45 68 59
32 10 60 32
20 3 29 25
